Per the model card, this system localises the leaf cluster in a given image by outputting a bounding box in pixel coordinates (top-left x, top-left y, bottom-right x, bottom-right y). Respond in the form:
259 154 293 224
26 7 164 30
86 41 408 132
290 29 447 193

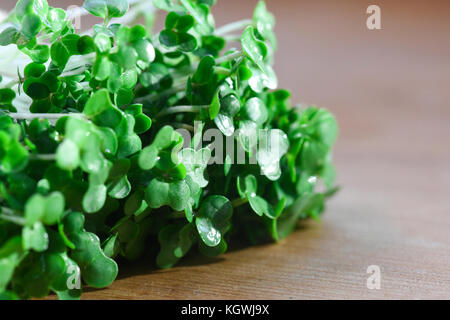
0 0 338 299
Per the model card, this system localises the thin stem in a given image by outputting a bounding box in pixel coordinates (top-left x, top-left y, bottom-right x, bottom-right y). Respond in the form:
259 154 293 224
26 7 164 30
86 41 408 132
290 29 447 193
30 154 56 161
156 105 209 118
324 186 340 198
60 56 96 77
136 83 186 104
172 123 195 132
214 66 232 76
4 79 19 89
137 52 244 105
135 51 245 103
103 17 111 27
168 211 186 219
216 51 245 65
231 197 249 208
223 34 242 42
215 19 253 36
0 207 25 225
7 113 84 120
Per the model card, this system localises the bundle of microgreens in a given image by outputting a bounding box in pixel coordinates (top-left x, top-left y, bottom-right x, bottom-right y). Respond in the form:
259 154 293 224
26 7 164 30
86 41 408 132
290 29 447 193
0 0 338 300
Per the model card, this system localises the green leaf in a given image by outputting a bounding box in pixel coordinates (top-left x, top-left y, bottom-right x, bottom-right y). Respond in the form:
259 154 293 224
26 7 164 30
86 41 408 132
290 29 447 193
153 0 185 12
174 223 196 257
152 125 175 149
82 184 107 213
108 175 131 199
103 233 120 258
237 174 275 218
214 94 241 136
42 192 65 225
0 89 16 104
25 193 45 225
0 27 26 46
55 289 82 300
166 12 182 30
22 222 49 252
77 35 96 55
0 0 339 300
156 223 196 268
24 62 45 78
276 193 325 239
139 145 158 170
312 109 338 147
257 129 289 180
47 8 67 32
64 212 118 288
193 55 215 84
93 56 111 81
180 0 214 35
241 27 277 90
145 179 190 211
51 34 80 68
209 90 220 119
115 88 134 106
24 192 65 226
238 120 258 152
253 0 277 50
94 32 111 53
0 236 23 291
83 0 129 19
84 89 114 117
21 13 42 39
23 78 49 100
21 44 50 64
116 46 138 69
1 138 29 174
243 97 268 125
298 108 338 173
134 114 152 134
179 147 211 188
56 139 80 171
195 195 232 247
134 39 155 63
0 291 19 300
160 29 197 52
15 0 49 21
241 26 267 70
248 196 275 218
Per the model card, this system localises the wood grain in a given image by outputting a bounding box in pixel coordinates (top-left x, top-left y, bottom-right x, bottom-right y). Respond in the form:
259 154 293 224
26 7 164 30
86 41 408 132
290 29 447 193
4 0 449 299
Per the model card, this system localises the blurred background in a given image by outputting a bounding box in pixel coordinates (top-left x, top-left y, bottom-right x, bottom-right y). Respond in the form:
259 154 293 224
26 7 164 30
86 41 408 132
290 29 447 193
1 0 449 299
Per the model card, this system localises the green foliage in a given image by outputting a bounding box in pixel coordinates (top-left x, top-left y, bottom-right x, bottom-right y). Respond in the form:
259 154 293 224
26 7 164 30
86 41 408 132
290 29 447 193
83 0 129 20
0 0 338 300
196 195 232 247
64 212 118 288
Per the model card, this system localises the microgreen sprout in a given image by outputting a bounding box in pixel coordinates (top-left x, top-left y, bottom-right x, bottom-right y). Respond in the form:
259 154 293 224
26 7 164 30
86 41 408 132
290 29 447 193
0 0 338 300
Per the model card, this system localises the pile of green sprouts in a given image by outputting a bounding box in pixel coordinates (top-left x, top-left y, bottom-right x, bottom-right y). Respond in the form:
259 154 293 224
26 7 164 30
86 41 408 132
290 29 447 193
0 0 338 300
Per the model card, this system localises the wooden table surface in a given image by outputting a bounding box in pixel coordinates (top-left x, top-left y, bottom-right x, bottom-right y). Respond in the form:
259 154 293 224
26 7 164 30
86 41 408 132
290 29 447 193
3 0 450 299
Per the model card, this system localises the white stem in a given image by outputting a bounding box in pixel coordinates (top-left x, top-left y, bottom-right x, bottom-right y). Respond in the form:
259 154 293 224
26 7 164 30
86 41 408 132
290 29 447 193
8 113 84 120
216 51 244 64
0 207 25 225
215 19 253 36
157 105 208 117
223 34 241 42
30 154 57 161
4 79 19 88
136 83 186 104
214 66 231 75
